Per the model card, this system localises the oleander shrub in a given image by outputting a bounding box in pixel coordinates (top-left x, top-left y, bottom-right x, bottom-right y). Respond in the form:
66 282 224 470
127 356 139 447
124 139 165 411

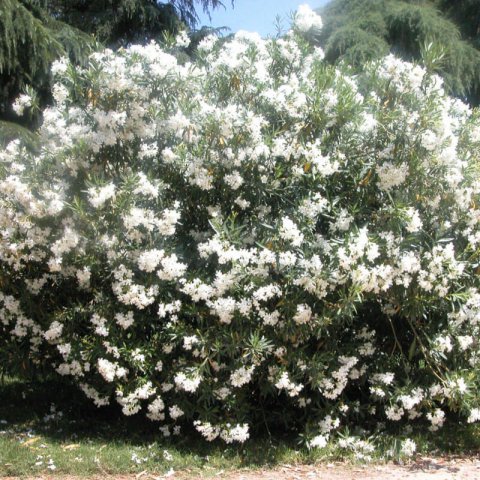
2 5 480 452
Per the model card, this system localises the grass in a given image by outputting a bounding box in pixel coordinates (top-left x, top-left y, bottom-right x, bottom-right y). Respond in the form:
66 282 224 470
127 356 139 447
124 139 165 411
1 376 480 477
0 376 324 477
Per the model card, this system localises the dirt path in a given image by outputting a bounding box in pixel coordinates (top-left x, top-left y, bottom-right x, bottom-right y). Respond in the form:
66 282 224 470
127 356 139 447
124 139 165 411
215 457 480 479
5 457 480 479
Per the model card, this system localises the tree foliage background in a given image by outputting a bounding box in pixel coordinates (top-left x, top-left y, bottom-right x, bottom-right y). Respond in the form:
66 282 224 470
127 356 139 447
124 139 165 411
317 0 480 106
0 0 228 140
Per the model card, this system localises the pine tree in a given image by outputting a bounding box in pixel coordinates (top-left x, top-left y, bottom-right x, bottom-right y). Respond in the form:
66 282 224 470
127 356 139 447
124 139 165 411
0 0 230 144
45 1 229 47
436 0 480 47
0 0 93 140
317 0 480 105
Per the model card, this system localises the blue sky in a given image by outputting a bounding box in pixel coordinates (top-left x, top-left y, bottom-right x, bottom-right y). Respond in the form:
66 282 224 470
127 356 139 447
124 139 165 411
196 0 330 37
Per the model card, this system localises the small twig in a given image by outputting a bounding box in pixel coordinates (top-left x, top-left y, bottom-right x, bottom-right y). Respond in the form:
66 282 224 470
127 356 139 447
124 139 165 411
406 317 446 383
259 395 272 439
387 316 410 377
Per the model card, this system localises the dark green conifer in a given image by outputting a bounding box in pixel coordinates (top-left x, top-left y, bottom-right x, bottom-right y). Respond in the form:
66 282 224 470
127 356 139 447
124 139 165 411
318 0 480 105
0 0 229 143
0 0 93 139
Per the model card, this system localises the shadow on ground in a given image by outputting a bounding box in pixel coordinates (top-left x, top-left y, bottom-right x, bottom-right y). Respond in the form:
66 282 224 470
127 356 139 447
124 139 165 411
0 377 302 468
2 376 480 476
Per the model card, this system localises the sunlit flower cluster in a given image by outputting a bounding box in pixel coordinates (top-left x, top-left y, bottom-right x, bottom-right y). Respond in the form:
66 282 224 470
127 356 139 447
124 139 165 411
2 5 480 449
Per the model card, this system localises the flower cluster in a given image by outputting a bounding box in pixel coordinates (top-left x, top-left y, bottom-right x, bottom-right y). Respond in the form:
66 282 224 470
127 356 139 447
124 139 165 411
2 5 480 448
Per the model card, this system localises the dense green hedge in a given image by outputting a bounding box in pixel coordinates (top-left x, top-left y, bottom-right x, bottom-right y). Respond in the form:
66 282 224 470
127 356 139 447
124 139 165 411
1 5 480 456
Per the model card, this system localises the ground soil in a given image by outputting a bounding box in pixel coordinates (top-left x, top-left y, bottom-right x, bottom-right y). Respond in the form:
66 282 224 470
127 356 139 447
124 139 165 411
216 456 480 479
